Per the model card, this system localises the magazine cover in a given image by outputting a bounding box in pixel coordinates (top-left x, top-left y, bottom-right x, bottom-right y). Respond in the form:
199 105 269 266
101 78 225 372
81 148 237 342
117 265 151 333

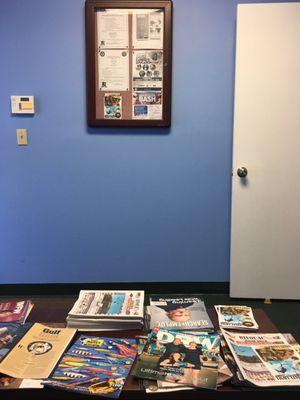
222 330 300 387
0 323 76 379
215 305 258 330
46 335 137 398
148 296 213 331
0 300 32 324
131 328 220 389
68 291 144 319
0 322 32 362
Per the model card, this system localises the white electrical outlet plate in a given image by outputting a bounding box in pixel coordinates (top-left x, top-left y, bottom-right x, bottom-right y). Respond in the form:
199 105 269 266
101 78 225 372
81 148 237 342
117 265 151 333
17 129 28 145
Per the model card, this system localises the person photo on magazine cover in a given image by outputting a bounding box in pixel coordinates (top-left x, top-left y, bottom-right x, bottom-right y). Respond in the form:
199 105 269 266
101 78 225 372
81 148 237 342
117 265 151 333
159 352 194 368
157 338 203 369
155 302 194 323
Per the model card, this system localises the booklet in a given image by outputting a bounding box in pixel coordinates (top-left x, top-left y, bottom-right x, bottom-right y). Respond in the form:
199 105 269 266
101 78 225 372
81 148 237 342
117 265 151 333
148 295 214 331
222 330 300 387
0 322 32 362
0 323 76 379
215 305 259 330
46 335 137 398
131 328 220 389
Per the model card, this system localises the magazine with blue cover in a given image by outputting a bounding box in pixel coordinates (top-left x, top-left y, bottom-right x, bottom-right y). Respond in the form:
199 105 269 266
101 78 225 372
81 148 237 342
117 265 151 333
46 335 137 397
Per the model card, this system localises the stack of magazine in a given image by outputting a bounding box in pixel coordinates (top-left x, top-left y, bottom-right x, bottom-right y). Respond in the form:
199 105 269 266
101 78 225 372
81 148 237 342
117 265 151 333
215 305 259 330
146 295 214 331
66 290 145 331
221 330 300 387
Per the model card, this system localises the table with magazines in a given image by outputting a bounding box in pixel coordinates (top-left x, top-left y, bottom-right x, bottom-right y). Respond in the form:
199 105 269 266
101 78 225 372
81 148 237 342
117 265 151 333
0 295 299 400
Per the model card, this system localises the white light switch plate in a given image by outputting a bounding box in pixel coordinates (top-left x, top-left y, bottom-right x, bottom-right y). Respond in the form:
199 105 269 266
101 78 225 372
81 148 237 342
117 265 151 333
17 129 28 145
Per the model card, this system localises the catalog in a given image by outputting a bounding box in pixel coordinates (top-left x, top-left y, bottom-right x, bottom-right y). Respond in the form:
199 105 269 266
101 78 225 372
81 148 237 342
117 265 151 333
46 335 137 398
222 330 300 387
0 323 76 379
215 305 259 330
68 290 144 319
148 296 213 330
131 328 220 389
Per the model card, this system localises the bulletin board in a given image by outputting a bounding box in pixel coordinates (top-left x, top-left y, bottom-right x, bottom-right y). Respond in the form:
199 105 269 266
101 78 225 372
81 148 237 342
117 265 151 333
85 0 173 127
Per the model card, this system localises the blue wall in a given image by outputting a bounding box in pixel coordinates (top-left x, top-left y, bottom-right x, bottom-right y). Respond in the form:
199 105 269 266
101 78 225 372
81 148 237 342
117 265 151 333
0 0 294 284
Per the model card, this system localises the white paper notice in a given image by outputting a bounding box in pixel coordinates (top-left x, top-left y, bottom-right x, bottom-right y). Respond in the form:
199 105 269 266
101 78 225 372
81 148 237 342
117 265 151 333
98 50 129 91
97 10 129 49
132 9 164 49
132 50 163 90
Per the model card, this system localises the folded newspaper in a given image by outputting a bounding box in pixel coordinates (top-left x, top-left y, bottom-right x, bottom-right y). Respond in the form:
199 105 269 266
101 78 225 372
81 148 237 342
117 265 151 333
131 328 221 390
222 330 300 387
147 295 214 331
215 305 258 330
67 290 144 330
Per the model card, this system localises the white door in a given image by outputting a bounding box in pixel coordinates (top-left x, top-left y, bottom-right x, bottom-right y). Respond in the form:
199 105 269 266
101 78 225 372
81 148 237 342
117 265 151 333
230 3 300 299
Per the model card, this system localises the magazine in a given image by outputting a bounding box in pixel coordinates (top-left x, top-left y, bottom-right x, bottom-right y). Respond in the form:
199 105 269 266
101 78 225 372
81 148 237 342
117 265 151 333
46 335 137 398
68 290 144 319
143 356 232 393
0 323 76 379
0 300 33 324
131 328 220 389
67 290 144 330
215 305 258 330
222 330 300 387
148 295 214 331
0 322 32 362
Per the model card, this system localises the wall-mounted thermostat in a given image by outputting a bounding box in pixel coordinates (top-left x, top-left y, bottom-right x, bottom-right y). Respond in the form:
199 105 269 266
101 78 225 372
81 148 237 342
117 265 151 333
11 96 35 114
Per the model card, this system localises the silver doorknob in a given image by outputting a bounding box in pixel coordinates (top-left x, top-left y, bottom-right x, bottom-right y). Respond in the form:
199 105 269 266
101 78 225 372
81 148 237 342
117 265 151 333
237 167 248 178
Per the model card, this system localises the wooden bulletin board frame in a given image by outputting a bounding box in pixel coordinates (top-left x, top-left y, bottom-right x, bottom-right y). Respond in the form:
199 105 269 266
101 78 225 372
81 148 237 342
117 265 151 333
85 0 173 127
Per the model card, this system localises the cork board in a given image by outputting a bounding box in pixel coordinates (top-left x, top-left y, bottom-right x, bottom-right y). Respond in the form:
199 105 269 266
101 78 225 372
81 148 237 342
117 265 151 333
85 1 172 127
